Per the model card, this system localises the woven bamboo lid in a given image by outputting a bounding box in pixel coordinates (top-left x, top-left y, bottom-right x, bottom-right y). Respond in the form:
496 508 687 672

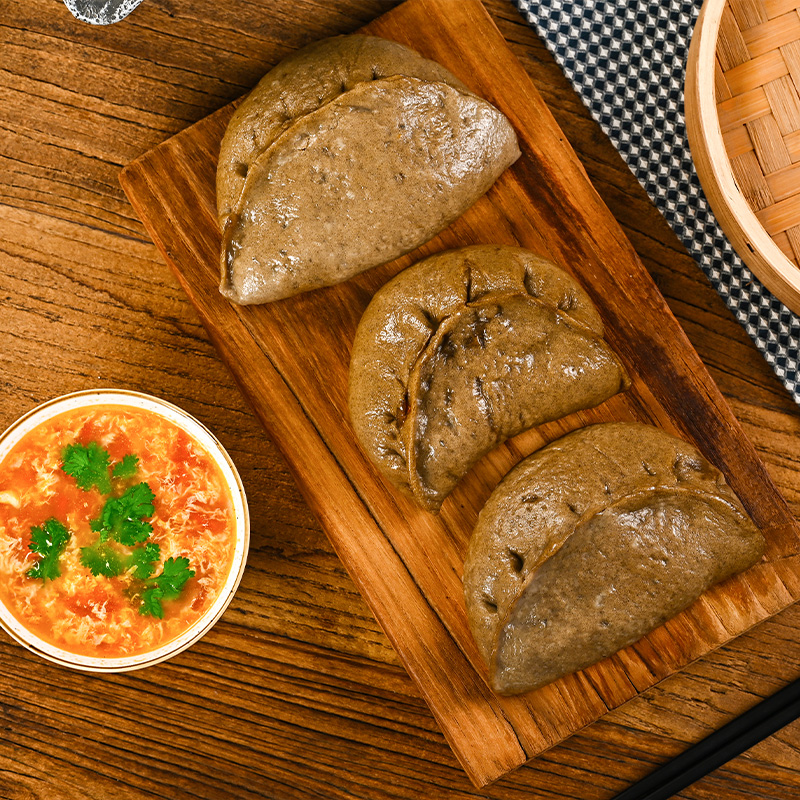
686 0 800 312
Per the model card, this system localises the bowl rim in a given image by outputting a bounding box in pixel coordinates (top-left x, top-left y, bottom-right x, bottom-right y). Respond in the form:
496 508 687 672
0 389 250 672
685 0 800 313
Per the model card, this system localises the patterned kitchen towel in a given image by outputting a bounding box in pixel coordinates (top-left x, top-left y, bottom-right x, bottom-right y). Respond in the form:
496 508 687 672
515 0 800 404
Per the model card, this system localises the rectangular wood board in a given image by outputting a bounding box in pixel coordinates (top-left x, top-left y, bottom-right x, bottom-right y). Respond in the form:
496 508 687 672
119 0 800 787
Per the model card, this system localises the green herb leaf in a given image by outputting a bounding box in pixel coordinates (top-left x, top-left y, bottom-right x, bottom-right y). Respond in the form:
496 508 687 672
127 541 160 580
80 542 124 578
139 556 194 618
27 518 71 581
112 454 139 480
139 585 165 617
94 482 155 546
62 442 112 494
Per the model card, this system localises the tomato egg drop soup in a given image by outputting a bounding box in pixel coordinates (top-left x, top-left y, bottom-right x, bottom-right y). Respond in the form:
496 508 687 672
0 405 238 658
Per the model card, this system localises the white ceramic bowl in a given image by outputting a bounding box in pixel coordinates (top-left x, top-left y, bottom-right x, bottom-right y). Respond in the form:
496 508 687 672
0 389 249 672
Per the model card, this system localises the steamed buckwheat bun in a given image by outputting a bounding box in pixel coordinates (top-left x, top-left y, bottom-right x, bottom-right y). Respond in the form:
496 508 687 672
463 422 766 696
217 34 520 304
348 245 630 512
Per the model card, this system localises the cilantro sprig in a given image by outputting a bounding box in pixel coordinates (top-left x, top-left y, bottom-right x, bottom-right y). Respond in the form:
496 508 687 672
139 557 195 618
92 482 155 546
28 440 196 619
127 541 161 580
27 518 71 580
62 442 112 494
79 541 123 578
61 444 141 496
80 540 161 580
112 454 139 480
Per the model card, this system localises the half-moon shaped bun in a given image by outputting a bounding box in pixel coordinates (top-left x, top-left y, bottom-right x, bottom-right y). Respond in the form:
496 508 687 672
349 246 630 511
463 422 766 695
216 35 520 304
217 34 472 226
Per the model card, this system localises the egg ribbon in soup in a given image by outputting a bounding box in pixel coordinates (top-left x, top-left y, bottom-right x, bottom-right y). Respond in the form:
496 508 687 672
0 405 238 658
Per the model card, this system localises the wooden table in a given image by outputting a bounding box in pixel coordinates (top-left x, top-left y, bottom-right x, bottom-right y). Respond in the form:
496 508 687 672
2 1 800 798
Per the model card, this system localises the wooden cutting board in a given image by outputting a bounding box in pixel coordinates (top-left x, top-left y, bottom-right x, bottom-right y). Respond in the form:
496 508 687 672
119 0 800 787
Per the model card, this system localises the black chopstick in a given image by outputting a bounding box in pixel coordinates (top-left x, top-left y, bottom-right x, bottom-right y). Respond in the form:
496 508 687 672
611 675 800 800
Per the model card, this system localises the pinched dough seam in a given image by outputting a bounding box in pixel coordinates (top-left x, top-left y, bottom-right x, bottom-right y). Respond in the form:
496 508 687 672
480 483 751 655
226 65 395 214
392 288 612 507
222 75 481 295
476 446 731 614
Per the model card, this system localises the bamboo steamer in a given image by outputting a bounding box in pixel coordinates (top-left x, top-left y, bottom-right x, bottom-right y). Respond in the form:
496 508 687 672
686 0 800 313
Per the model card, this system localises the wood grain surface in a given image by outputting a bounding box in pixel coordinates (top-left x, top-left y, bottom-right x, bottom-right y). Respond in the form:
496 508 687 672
117 0 800 787
2 0 800 798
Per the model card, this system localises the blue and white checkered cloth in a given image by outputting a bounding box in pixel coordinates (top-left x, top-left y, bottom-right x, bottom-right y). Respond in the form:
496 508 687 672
515 0 800 404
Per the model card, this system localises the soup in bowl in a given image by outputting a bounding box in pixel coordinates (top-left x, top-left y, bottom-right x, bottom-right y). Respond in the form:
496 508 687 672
0 390 249 671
